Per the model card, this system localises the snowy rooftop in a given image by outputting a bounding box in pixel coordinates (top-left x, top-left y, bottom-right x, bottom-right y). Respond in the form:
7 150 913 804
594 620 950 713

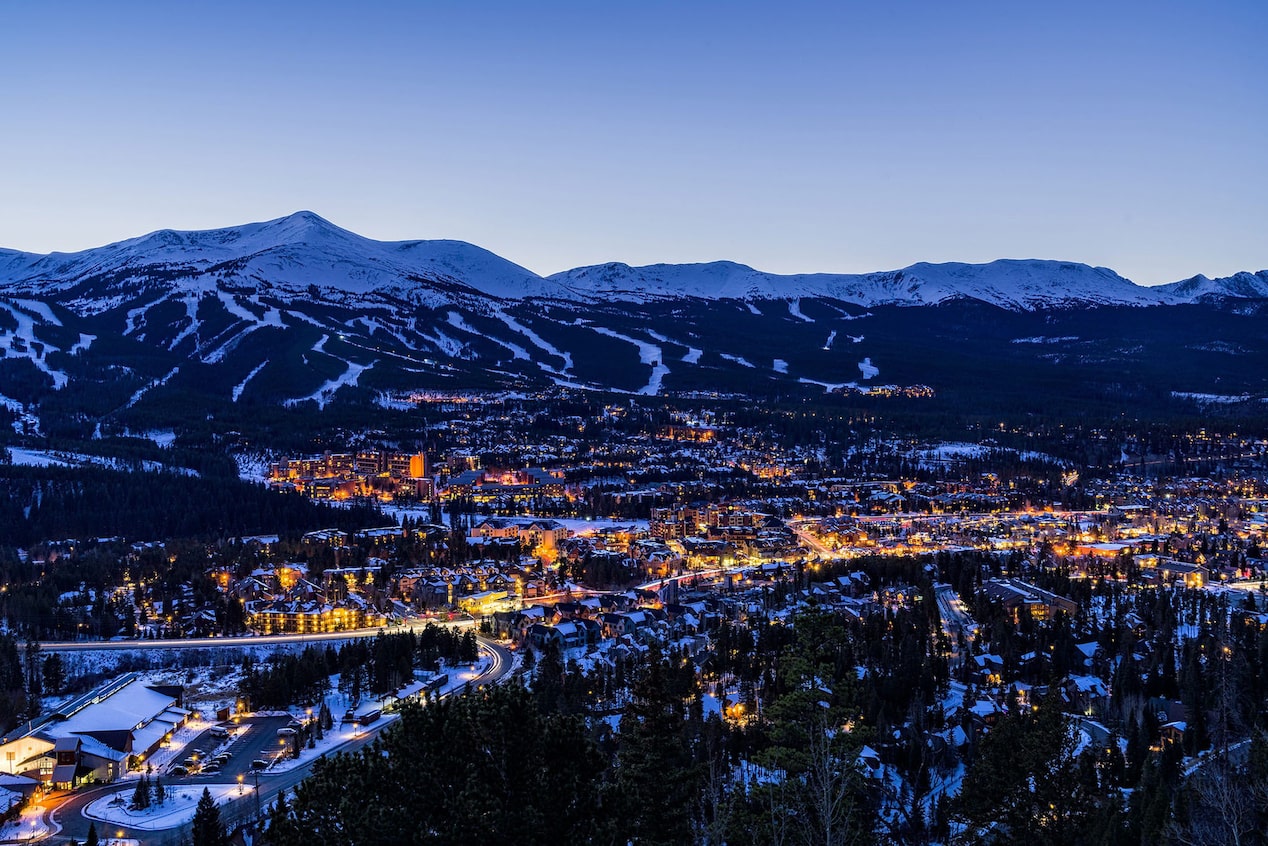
54 678 181 736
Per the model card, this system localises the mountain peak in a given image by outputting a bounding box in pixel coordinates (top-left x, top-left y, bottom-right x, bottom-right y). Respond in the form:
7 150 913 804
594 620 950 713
2 215 1264 311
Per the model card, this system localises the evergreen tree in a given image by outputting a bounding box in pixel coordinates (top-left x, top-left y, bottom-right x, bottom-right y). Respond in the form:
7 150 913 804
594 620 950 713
191 787 226 846
154 775 165 805
41 653 64 696
84 823 99 846
613 657 697 846
132 773 150 809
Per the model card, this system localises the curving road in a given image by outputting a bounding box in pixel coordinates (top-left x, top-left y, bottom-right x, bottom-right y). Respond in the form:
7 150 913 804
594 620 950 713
43 637 515 843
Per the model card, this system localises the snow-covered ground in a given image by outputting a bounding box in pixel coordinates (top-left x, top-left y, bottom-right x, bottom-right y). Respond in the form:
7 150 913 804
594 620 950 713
788 299 814 323
1170 391 1253 405
773 359 788 374
448 311 529 362
4 446 196 475
285 358 374 409
123 366 180 410
266 715 397 774
644 330 702 365
232 361 268 401
267 658 493 774
0 300 69 389
85 783 241 831
799 377 856 393
590 326 669 395
496 310 574 373
857 357 879 379
0 802 50 842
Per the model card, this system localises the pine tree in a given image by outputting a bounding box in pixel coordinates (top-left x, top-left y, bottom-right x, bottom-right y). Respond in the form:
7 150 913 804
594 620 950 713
84 823 99 846
153 775 165 805
131 773 150 809
612 657 696 846
191 787 226 846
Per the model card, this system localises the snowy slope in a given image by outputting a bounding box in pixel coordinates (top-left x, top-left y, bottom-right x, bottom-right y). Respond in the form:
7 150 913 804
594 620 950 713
1154 270 1268 302
551 258 1170 310
0 211 565 312
2 213 1264 314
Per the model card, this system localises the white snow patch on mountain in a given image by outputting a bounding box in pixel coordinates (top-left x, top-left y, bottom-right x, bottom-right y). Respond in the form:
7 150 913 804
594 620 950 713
233 361 269 402
858 358 879 379
645 330 703 365
1170 391 1253 405
788 299 814 323
720 353 754 368
165 295 202 350
12 299 61 325
496 310 573 372
799 377 855 393
447 311 528 361
0 301 68 388
124 296 167 336
286 359 375 409
1012 336 1079 345
124 366 180 410
591 326 668 395
823 330 837 350
420 328 465 358
773 359 789 374
70 333 95 354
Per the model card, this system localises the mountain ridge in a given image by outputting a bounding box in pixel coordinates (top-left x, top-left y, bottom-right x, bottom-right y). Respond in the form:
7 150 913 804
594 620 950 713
2 211 1265 312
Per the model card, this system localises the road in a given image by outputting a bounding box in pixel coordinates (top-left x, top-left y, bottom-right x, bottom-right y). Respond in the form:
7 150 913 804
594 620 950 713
788 520 841 559
934 583 977 672
36 617 474 653
43 637 514 844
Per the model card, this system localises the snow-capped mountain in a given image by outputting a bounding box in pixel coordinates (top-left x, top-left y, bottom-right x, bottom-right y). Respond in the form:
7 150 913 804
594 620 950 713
0 211 565 313
0 212 1265 421
551 258 1167 309
1154 270 1268 303
2 211 1262 311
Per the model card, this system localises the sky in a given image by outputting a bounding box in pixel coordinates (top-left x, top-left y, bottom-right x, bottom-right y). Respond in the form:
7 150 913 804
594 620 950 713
1 0 1264 285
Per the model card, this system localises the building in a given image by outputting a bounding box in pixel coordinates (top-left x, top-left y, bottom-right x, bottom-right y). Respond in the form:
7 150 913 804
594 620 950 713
245 599 388 635
0 673 187 788
980 578 1078 624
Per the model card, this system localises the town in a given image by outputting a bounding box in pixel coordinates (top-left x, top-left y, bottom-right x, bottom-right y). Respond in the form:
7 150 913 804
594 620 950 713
1 395 1266 843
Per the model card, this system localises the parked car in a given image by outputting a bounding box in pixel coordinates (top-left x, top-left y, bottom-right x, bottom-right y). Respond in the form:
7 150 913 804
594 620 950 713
250 759 268 770
169 765 189 777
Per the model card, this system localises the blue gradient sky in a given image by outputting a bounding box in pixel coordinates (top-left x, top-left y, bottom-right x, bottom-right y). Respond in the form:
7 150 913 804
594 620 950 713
1 0 1264 284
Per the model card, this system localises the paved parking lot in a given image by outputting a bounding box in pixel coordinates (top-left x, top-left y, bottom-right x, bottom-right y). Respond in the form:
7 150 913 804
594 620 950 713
165 715 293 783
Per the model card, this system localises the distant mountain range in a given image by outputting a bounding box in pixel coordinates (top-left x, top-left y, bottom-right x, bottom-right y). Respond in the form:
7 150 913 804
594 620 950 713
2 211 1265 311
1 212 1266 424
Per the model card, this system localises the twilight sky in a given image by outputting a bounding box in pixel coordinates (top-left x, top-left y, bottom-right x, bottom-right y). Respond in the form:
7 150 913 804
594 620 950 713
1 0 1264 285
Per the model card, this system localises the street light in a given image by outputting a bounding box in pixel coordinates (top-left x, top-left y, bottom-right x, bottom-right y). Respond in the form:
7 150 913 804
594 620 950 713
237 774 244 796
